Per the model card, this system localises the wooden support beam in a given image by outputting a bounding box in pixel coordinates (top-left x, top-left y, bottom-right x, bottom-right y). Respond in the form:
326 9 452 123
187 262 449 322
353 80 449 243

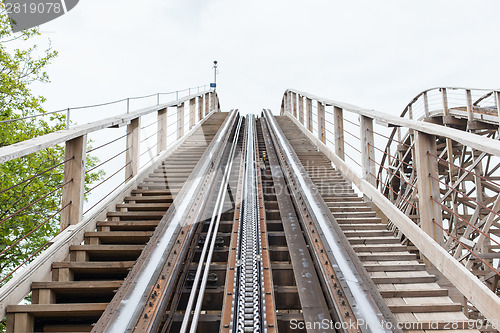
292 92 297 118
334 106 344 160
177 103 185 140
415 131 444 247
61 135 87 229
360 116 375 186
125 118 140 181
210 92 216 113
317 101 326 144
189 98 196 129
298 94 304 124
157 108 167 154
306 98 312 132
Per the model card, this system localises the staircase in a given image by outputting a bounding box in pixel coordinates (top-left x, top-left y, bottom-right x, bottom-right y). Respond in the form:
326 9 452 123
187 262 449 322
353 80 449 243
276 116 478 331
5 113 228 333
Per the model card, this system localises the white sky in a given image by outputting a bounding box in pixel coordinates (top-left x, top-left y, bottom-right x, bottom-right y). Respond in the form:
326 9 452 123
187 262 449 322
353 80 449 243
31 0 500 117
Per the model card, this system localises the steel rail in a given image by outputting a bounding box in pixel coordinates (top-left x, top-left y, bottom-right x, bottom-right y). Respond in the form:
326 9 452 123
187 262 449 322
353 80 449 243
189 117 243 332
263 109 397 333
231 115 266 332
95 111 238 332
179 116 243 333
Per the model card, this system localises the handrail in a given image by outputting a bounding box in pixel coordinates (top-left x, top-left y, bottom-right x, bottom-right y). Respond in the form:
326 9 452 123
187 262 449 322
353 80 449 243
0 89 212 164
0 84 209 126
286 88 500 156
281 88 500 324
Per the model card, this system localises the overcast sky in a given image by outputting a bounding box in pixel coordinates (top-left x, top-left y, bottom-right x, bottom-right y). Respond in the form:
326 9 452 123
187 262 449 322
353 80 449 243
31 0 500 117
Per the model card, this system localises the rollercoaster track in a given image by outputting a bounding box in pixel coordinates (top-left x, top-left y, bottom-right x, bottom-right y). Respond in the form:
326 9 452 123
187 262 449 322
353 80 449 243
4 109 487 333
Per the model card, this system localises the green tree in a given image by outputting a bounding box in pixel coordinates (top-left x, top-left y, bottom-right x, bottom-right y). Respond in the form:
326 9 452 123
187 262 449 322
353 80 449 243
0 0 102 293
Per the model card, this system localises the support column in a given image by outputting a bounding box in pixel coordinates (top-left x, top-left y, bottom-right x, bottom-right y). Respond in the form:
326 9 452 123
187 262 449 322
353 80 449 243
210 92 216 113
189 98 196 129
360 116 375 187
317 102 326 143
306 98 312 132
415 131 444 247
334 106 344 160
157 107 167 154
61 134 87 229
125 117 140 181
298 95 304 124
177 103 185 139
495 91 500 134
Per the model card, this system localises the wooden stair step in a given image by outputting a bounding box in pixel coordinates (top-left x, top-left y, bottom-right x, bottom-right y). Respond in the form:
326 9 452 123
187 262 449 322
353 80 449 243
343 230 393 237
378 289 448 297
388 303 462 313
96 220 160 231
364 263 426 272
351 244 408 252
124 195 173 203
70 245 144 260
107 211 166 219
53 261 135 269
357 253 417 261
335 217 382 224
85 231 153 244
115 203 170 211
7 303 108 317
370 275 436 284
347 237 401 244
339 224 388 230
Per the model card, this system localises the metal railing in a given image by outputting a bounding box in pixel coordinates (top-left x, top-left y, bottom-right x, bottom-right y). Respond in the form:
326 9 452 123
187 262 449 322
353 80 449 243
281 88 500 324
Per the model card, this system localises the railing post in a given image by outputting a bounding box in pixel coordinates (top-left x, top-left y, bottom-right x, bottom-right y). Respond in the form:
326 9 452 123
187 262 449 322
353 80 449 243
205 93 210 116
334 106 344 160
177 103 185 139
306 98 312 132
415 131 444 247
189 98 196 129
197 96 203 121
423 91 429 118
61 135 87 229
360 116 376 186
298 95 304 124
285 92 290 114
210 92 216 113
157 107 167 154
495 91 500 133
292 92 297 118
317 101 326 143
125 117 140 180
466 89 474 128
441 88 449 116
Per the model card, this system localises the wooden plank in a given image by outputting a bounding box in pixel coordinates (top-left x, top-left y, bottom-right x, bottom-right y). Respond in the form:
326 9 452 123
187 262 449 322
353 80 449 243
360 116 376 186
7 303 108 316
157 108 167 154
61 135 87 229
177 103 184 139
389 303 462 313
126 118 140 180
379 289 448 297
414 131 444 247
334 106 344 160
